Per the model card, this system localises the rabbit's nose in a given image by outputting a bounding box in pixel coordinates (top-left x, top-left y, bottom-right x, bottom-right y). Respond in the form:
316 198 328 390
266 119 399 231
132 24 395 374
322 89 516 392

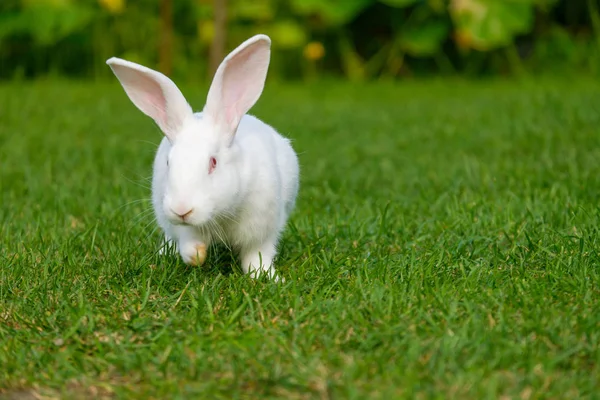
172 207 194 220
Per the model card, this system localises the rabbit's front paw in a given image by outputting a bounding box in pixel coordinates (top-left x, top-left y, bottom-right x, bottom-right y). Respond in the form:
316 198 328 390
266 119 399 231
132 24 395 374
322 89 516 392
180 242 207 266
241 241 282 281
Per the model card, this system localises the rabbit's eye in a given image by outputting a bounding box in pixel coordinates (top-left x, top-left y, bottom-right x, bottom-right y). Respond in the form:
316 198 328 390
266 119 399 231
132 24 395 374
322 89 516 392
209 157 217 174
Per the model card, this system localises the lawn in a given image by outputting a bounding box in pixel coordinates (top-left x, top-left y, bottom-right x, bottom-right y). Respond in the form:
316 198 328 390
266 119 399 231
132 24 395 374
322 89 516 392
1 77 600 399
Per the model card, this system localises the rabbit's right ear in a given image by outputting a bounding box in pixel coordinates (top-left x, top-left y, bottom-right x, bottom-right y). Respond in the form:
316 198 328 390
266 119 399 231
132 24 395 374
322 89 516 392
107 58 193 140
204 35 271 146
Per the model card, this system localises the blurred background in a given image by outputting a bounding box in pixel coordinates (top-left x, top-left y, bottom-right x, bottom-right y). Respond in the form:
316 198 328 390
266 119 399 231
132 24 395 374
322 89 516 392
0 0 598 82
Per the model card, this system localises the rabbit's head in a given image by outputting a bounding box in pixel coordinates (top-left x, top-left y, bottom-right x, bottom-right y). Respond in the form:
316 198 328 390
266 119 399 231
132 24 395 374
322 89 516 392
107 35 271 226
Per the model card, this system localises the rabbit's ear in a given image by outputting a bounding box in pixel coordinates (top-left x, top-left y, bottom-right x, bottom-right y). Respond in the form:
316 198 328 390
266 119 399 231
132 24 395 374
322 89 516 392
107 58 193 140
204 34 271 145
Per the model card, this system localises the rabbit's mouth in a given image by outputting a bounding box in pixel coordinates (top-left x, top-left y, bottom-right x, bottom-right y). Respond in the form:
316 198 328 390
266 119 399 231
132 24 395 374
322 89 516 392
171 217 205 227
171 219 192 226
166 205 213 227
173 215 215 230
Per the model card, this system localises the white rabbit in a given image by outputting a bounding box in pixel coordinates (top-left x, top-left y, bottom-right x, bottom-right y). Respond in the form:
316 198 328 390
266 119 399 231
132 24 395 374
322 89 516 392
106 34 299 279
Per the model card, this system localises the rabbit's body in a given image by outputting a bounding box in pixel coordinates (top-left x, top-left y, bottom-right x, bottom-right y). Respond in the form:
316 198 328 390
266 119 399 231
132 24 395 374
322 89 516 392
152 113 299 268
107 35 299 279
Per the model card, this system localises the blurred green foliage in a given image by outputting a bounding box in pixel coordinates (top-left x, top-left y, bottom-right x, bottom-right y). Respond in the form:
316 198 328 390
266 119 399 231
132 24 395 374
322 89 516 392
0 0 599 81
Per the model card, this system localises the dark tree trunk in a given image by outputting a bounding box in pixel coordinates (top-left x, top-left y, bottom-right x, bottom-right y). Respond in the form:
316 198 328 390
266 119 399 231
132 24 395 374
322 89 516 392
210 0 228 77
159 0 173 76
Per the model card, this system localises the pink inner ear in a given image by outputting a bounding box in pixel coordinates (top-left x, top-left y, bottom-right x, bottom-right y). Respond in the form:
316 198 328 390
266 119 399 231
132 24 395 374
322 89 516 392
220 42 269 130
118 66 168 128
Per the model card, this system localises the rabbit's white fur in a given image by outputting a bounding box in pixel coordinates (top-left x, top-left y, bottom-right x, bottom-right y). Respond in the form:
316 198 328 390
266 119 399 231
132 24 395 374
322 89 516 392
107 35 299 279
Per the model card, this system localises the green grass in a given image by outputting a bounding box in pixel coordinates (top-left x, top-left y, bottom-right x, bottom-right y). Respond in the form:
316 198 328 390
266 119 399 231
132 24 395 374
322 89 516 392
1 77 600 399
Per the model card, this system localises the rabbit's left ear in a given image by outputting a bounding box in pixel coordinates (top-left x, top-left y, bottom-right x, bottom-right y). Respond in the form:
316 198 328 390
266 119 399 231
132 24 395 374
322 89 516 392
204 34 271 145
106 58 193 140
